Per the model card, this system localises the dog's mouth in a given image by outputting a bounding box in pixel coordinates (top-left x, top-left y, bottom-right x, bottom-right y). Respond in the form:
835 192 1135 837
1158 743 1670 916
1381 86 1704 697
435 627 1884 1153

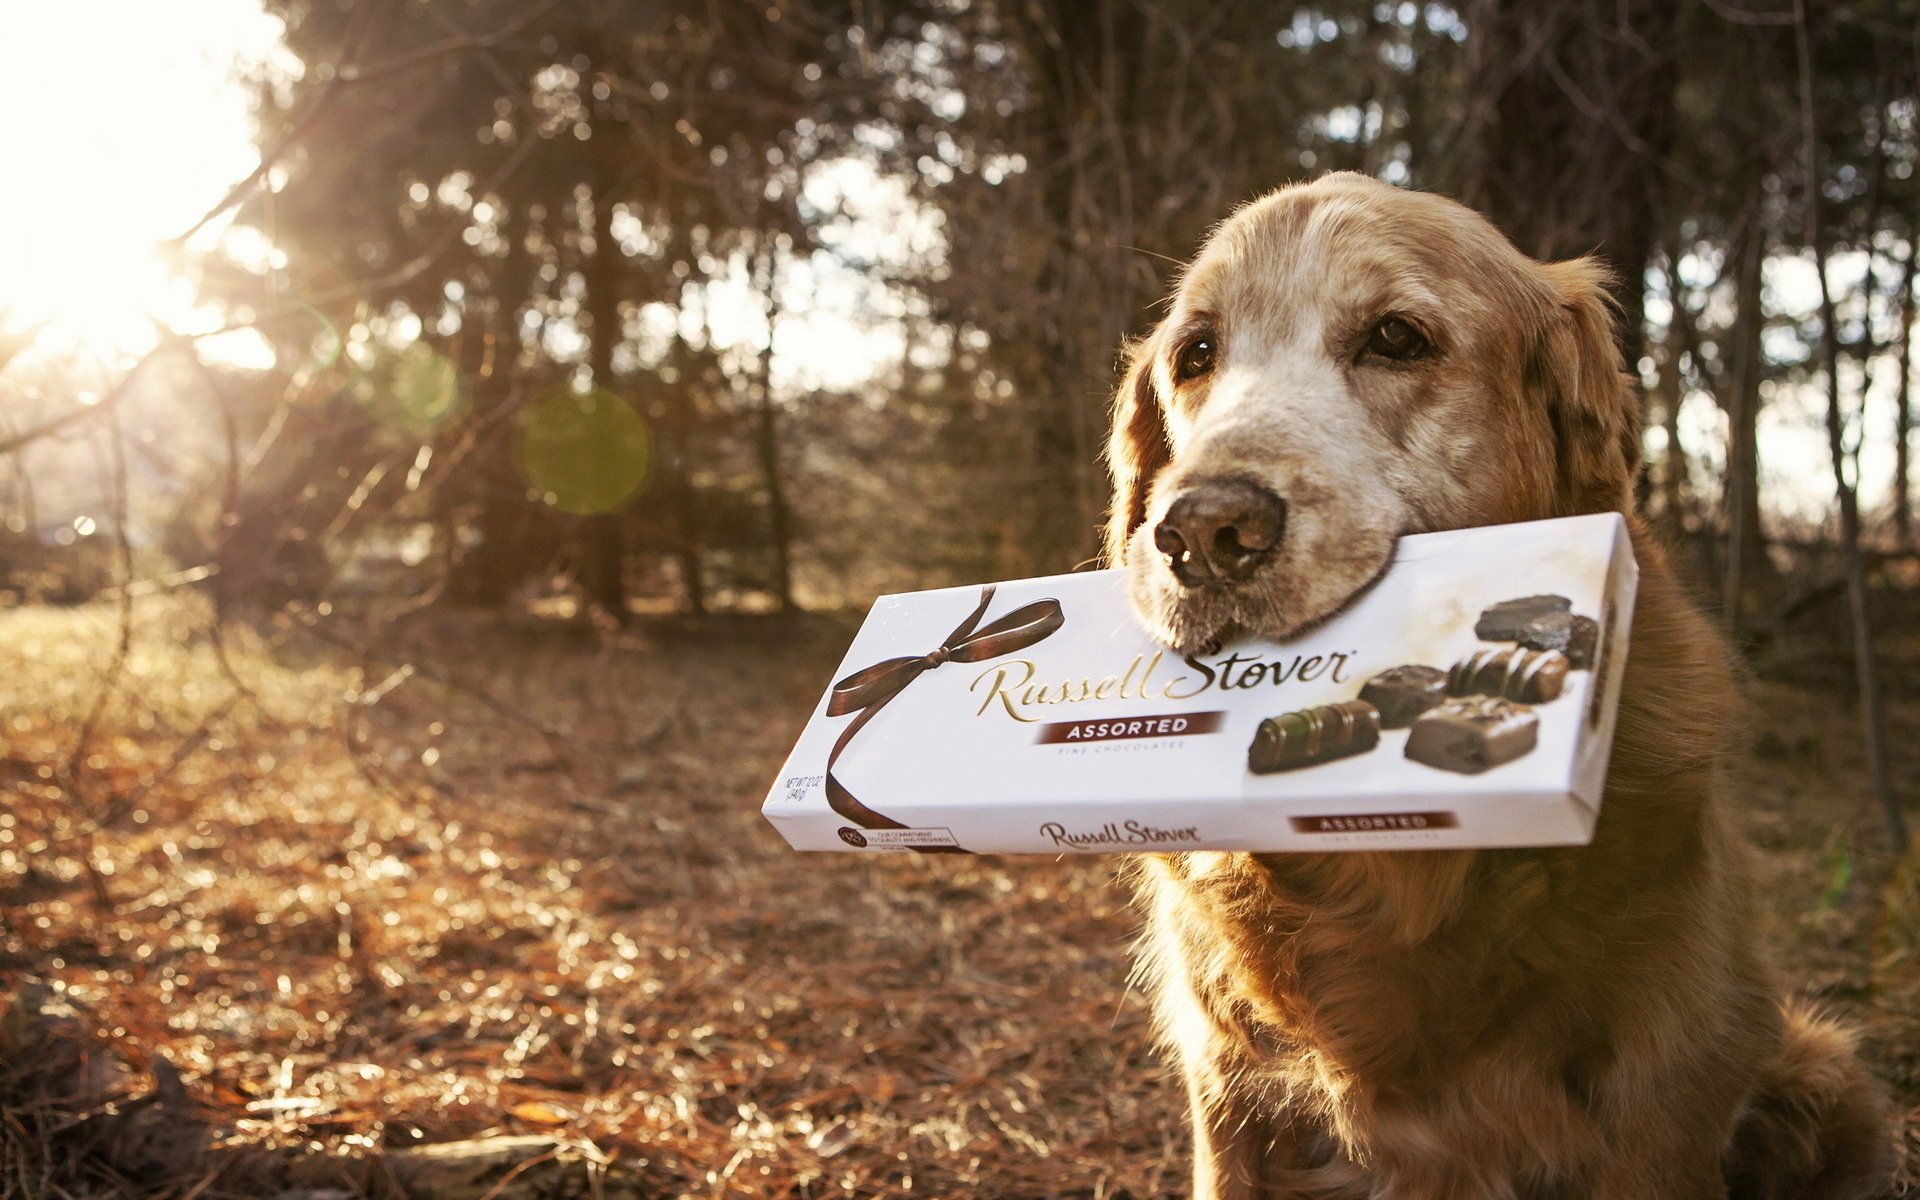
1166 550 1391 644
1127 485 1401 655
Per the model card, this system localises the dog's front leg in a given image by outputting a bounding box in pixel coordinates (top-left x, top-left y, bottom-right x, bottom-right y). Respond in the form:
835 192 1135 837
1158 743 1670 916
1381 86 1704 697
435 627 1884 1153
1186 1068 1354 1200
1188 1066 1264 1200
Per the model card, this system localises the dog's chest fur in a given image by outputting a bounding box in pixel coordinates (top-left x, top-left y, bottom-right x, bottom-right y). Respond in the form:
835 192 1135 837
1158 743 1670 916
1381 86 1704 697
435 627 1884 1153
1133 845 1634 1186
1139 847 1574 1088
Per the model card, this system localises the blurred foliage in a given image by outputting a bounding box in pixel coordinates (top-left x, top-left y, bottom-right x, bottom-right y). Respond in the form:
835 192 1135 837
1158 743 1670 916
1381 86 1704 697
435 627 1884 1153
0 526 114 606
52 0 1908 622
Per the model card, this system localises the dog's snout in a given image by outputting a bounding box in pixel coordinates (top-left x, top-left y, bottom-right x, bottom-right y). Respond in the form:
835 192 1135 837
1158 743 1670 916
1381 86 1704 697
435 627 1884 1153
1153 478 1287 587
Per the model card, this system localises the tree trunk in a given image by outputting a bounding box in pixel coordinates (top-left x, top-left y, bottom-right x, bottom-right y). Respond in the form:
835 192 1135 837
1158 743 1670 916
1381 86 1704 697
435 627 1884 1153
1652 284 1686 538
658 270 707 617
1019 0 1154 571
753 244 795 612
1894 238 1916 547
452 203 538 607
579 33 630 624
1721 218 1770 636
1453 0 1679 363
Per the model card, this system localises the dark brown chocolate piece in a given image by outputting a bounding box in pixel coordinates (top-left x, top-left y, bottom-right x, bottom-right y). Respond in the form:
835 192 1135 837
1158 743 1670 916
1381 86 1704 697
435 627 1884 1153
1248 700 1381 774
1518 612 1599 669
1474 594 1572 641
1359 665 1449 728
1405 697 1539 774
1448 647 1570 703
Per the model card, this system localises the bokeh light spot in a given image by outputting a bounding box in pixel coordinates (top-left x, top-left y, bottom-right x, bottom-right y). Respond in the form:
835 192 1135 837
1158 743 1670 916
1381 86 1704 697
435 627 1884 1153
275 301 344 379
349 342 461 433
514 386 651 515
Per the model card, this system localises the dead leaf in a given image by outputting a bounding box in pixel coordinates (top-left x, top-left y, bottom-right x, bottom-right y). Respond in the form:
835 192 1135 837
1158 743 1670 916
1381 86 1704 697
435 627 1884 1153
508 1100 573 1127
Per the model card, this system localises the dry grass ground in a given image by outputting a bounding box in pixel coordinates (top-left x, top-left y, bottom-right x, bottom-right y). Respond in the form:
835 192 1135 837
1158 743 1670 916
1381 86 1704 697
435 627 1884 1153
0 593 1916 1197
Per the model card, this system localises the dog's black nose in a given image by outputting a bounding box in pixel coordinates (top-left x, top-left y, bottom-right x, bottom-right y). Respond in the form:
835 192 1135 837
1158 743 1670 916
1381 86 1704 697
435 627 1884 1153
1153 478 1287 587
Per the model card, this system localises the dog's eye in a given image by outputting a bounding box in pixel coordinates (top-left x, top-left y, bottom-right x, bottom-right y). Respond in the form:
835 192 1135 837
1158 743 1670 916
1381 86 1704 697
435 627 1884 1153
1366 317 1430 361
1174 337 1216 382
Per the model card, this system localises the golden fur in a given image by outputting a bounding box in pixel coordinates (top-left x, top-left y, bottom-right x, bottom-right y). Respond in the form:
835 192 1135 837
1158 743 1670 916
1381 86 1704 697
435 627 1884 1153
1103 174 1894 1199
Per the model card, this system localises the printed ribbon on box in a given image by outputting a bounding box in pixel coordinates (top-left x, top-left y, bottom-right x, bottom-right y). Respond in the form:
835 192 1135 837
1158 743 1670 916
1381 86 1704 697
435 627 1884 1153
824 585 1064 850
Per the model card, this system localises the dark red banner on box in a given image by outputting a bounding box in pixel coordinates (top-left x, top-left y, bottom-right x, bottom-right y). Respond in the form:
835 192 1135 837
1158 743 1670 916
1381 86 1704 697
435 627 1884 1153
1035 711 1227 745
1289 812 1460 834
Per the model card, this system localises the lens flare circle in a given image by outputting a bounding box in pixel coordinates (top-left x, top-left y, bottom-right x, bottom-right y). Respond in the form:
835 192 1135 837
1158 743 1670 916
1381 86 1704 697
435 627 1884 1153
350 342 462 433
514 385 651 515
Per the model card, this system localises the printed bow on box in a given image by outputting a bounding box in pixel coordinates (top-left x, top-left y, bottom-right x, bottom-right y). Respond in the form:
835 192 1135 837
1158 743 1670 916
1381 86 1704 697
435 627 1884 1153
824 586 1064 850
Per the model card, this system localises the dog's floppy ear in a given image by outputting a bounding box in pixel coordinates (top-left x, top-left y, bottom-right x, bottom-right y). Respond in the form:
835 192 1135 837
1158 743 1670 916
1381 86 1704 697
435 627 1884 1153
1534 258 1643 515
1103 333 1171 566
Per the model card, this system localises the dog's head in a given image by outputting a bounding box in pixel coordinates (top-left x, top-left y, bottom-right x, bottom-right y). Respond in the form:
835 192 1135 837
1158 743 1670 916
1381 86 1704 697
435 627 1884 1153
1105 173 1641 654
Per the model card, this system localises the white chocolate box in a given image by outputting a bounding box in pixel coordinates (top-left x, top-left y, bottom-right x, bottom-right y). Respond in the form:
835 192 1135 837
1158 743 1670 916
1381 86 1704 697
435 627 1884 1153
763 514 1638 854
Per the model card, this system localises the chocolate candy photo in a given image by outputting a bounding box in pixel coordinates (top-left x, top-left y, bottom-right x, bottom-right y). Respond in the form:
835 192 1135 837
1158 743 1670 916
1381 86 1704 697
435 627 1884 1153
1405 697 1539 774
1473 593 1571 641
1518 612 1599 669
1359 664 1449 728
1248 700 1381 774
1448 647 1570 704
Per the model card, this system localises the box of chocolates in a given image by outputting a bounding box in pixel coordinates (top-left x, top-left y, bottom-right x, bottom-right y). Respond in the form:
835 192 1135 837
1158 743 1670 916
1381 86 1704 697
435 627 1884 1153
762 513 1638 853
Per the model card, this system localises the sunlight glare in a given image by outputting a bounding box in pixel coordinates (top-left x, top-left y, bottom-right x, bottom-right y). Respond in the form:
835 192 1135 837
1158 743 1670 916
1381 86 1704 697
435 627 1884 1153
0 1 287 365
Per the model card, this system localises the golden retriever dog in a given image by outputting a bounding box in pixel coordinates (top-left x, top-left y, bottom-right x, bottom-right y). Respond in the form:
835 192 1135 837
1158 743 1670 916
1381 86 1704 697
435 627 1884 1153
1103 173 1895 1199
